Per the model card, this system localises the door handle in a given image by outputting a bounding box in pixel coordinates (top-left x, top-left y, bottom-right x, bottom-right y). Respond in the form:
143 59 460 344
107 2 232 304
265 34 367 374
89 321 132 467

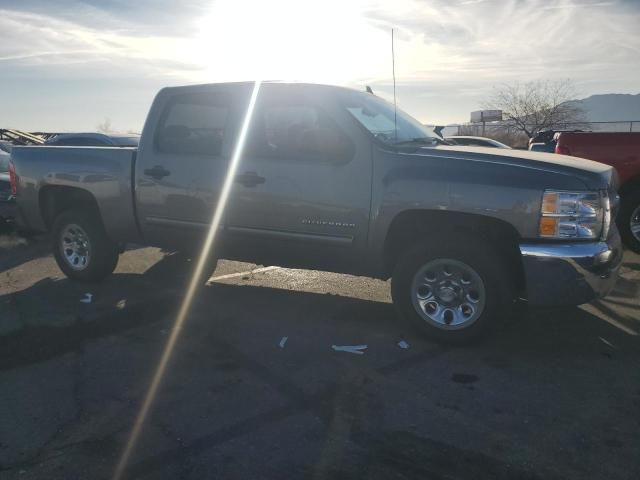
235 171 265 187
144 165 171 179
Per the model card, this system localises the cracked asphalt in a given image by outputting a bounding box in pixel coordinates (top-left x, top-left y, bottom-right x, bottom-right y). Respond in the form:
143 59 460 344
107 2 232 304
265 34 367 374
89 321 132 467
1 232 639 479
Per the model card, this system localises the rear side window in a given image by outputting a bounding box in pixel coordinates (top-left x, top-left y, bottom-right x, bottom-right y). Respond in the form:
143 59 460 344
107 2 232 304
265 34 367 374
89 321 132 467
156 92 230 156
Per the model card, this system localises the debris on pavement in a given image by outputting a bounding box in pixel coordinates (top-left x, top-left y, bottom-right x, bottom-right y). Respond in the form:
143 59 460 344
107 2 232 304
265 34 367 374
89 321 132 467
398 340 409 349
279 336 288 348
599 336 618 349
80 293 93 304
116 299 127 309
331 344 368 355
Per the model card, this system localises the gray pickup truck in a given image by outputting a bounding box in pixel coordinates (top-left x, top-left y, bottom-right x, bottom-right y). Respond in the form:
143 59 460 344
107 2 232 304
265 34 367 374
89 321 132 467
9 81 622 342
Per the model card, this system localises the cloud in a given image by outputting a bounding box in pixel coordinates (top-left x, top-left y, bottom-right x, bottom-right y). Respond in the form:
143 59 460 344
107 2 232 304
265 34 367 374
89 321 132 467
362 0 640 91
0 0 211 36
0 0 638 126
0 8 203 79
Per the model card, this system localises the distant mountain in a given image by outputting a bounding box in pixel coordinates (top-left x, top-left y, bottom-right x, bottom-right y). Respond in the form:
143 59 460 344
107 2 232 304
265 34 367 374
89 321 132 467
575 93 640 122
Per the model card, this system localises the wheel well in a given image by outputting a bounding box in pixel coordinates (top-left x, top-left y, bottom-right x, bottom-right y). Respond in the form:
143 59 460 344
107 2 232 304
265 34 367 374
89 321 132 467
383 210 525 291
39 186 102 230
620 175 640 196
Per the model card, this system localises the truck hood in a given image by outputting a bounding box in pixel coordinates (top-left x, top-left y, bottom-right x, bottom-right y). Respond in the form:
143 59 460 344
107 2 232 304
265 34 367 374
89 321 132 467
423 145 614 190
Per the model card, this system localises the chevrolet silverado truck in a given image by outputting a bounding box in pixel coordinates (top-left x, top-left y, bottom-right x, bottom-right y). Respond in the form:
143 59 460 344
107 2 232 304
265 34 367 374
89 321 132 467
9 82 622 342
555 131 640 252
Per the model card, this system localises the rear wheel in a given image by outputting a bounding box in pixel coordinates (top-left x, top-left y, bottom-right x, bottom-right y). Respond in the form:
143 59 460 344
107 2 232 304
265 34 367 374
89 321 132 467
618 189 640 253
52 209 119 282
391 240 514 344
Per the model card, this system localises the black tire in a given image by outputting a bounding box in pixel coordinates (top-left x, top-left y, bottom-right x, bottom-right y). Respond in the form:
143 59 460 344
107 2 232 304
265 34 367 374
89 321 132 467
391 240 514 344
618 188 640 253
52 209 119 282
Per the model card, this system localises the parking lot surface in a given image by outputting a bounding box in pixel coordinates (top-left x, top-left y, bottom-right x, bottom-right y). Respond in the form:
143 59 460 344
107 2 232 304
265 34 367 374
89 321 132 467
1 234 639 479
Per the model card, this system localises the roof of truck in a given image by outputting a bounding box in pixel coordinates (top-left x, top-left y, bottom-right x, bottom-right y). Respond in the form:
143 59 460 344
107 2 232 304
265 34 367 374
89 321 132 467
162 81 361 93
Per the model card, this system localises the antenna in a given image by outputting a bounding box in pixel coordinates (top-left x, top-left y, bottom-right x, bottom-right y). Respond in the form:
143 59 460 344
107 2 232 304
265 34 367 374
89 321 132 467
391 28 398 143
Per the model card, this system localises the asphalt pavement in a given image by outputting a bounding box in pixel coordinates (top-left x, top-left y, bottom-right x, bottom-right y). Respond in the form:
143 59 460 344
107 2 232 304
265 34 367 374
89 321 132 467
1 233 639 479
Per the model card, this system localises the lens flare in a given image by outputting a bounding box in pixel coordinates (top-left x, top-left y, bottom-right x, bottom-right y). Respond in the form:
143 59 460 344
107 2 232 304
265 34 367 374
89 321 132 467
112 80 262 480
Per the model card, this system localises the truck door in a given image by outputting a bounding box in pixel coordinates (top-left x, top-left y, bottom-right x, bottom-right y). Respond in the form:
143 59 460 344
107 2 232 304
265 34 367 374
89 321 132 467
135 86 236 248
224 84 373 269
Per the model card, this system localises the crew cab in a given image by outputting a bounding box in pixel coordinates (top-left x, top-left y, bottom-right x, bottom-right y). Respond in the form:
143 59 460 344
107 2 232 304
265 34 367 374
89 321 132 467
555 131 640 252
9 82 622 342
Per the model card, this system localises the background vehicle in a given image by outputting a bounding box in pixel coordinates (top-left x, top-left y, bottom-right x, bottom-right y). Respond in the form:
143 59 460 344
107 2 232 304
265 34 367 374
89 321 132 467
528 129 584 153
45 132 140 147
555 131 640 252
9 82 622 342
529 142 554 153
445 135 511 149
0 150 15 231
0 149 9 171
0 141 12 154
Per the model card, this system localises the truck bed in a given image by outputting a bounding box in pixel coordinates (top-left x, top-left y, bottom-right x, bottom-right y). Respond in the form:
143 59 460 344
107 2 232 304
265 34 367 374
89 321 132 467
10 146 141 243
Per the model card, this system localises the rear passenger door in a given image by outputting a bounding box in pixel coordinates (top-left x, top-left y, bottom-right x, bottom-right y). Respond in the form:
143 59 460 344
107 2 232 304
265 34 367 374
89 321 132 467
135 86 236 248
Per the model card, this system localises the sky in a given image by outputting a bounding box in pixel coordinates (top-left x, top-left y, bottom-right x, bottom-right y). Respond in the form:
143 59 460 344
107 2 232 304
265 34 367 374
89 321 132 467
0 0 639 132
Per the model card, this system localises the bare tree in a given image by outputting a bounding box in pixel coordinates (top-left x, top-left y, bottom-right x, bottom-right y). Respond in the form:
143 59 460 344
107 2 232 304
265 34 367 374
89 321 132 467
484 80 589 138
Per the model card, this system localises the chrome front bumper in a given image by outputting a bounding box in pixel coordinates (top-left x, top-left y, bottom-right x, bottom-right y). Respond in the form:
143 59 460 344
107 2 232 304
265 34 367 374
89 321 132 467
520 229 623 306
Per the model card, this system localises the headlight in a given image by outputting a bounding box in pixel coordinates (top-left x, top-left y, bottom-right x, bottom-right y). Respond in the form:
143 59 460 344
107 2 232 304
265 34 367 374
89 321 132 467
539 190 606 239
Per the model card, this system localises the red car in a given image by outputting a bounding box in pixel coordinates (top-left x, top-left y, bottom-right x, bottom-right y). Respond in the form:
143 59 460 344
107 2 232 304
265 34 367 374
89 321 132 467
555 132 640 251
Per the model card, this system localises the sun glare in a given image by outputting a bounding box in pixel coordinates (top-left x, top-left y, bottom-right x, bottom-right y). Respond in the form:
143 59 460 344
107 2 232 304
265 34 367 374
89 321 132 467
112 80 263 480
189 0 390 84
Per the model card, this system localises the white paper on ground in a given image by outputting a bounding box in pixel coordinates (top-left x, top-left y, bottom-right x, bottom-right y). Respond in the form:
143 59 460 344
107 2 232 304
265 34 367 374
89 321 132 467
80 293 93 304
331 344 367 355
279 336 288 348
398 340 409 349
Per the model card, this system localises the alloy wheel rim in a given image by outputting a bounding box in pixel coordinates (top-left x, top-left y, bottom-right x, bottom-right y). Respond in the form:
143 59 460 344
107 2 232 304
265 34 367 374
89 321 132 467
60 223 91 271
411 258 486 330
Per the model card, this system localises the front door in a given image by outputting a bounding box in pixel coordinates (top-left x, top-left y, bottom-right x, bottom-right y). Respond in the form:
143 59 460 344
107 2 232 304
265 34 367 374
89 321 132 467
223 84 372 271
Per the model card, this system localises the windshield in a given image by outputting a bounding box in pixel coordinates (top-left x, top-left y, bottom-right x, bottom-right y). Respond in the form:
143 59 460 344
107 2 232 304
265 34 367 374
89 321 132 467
338 90 435 145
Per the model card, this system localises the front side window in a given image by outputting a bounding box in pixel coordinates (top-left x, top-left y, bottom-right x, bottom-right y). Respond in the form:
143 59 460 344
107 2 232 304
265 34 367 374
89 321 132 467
248 91 353 162
156 92 229 156
338 90 436 146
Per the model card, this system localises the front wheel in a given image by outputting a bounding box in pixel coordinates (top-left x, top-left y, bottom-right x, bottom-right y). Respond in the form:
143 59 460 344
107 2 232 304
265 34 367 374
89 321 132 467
618 189 640 253
52 209 119 282
391 241 514 344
